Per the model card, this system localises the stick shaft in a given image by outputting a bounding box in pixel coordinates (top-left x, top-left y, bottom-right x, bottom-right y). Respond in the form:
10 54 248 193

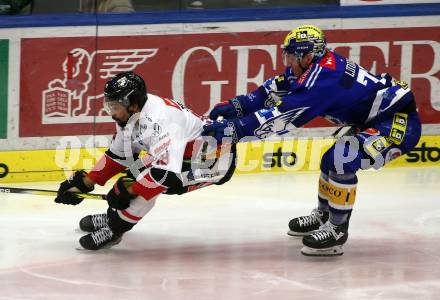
0 186 106 200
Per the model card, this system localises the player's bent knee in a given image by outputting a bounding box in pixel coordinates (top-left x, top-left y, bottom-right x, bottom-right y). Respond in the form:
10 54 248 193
115 196 157 224
107 207 136 234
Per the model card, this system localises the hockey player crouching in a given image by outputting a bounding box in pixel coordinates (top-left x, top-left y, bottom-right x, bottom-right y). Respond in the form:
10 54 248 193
55 71 236 250
204 25 421 256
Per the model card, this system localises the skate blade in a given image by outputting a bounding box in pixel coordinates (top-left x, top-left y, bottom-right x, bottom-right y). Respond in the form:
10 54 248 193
300 245 344 257
287 230 317 237
76 236 123 251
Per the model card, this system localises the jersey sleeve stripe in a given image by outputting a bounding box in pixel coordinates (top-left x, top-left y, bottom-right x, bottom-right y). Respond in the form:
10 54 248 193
366 88 388 123
305 64 319 88
307 66 322 90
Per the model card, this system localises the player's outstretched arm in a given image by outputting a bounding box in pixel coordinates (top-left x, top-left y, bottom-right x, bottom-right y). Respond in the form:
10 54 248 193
54 150 128 205
209 72 290 121
209 95 247 120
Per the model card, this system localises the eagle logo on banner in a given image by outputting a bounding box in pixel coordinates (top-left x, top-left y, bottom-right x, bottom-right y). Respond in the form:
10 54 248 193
42 48 158 124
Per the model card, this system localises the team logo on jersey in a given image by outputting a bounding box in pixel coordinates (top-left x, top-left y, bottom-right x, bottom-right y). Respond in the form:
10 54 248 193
153 123 162 137
42 48 158 124
318 51 336 70
254 107 308 139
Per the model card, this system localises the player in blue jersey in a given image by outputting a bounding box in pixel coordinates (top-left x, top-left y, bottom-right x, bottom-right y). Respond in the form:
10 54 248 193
203 24 421 256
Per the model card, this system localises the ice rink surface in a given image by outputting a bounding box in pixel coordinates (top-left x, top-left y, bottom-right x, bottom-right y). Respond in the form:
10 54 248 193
0 167 439 300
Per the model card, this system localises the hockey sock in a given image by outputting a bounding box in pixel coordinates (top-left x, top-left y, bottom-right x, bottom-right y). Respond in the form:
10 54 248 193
319 171 357 225
107 207 135 234
318 196 329 212
329 210 350 225
116 195 158 225
317 173 330 212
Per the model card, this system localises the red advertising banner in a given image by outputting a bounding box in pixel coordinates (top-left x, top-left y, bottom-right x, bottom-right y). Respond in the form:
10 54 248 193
20 27 440 137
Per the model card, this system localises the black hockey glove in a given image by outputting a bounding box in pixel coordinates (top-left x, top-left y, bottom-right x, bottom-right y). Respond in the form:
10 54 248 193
55 170 94 205
106 176 137 210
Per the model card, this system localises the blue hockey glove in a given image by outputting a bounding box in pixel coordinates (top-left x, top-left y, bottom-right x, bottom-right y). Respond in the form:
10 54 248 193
208 96 247 120
202 118 244 144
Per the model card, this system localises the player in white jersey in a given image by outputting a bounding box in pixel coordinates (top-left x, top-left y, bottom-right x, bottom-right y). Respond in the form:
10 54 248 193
55 72 236 250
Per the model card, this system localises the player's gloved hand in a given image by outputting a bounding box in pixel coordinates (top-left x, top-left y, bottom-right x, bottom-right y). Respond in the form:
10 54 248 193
202 118 243 145
208 96 247 120
55 170 94 205
106 176 137 210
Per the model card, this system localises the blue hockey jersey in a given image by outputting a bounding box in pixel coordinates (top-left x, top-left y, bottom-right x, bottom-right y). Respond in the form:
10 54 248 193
234 50 415 139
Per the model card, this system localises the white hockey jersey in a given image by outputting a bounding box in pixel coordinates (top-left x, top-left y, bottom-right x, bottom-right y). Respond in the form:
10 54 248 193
109 93 204 174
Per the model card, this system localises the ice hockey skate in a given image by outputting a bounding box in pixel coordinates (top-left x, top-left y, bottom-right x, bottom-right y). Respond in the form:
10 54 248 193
301 220 349 256
287 208 329 236
79 213 108 232
78 226 123 250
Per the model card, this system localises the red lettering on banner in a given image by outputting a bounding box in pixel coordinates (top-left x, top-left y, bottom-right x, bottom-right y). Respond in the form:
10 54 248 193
19 27 440 137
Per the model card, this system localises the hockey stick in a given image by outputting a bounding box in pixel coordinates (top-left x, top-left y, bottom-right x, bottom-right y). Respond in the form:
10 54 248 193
0 151 167 201
0 186 106 200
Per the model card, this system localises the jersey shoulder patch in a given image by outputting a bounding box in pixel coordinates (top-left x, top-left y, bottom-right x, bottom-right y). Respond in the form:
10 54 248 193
319 51 336 70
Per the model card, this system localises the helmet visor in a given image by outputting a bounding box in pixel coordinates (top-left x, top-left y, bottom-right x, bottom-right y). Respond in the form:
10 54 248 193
103 99 126 115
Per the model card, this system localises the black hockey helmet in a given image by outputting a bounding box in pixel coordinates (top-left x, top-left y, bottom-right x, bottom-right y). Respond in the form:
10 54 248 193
104 71 147 109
